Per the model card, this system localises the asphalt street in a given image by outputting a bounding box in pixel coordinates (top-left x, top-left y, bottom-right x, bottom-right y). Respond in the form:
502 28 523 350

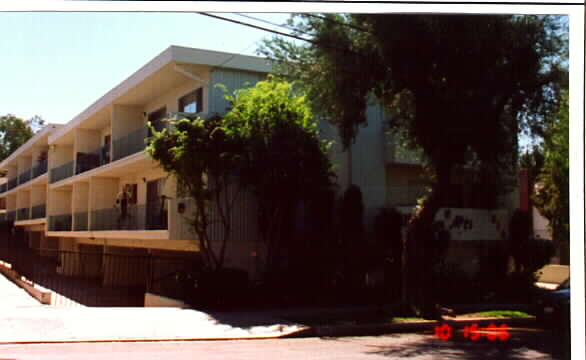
0 327 568 360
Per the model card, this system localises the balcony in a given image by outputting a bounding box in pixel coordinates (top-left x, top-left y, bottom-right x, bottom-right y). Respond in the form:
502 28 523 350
0 183 6 194
6 210 16 222
113 126 148 162
17 207 30 221
50 161 74 184
32 159 48 179
48 213 72 231
73 211 89 231
31 204 46 219
7 177 17 191
18 168 31 185
0 213 5 224
76 145 111 175
90 201 168 231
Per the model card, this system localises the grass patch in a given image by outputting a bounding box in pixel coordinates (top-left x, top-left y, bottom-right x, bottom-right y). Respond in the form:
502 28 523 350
391 317 432 323
458 310 534 319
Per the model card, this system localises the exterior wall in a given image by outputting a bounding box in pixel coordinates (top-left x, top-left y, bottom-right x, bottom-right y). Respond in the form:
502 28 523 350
6 165 17 180
50 145 73 168
533 206 552 240
319 102 388 228
31 146 48 168
49 189 72 216
16 190 30 210
208 69 266 114
17 156 32 178
111 104 143 159
75 129 101 155
89 178 118 211
143 79 207 116
30 184 47 207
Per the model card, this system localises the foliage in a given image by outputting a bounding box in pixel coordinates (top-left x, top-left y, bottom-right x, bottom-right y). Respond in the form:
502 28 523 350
222 76 335 276
0 114 43 164
533 90 569 263
148 78 334 276
261 14 568 311
147 113 245 270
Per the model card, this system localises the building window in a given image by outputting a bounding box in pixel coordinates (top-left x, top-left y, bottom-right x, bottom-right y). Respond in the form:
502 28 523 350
178 88 203 113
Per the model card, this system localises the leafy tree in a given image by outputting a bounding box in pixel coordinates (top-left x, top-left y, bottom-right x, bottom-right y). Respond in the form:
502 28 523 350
261 14 568 315
0 114 44 164
533 90 569 264
148 78 334 279
148 114 245 271
222 77 335 278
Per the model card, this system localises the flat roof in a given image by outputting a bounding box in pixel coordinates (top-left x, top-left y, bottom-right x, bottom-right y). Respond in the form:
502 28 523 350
0 123 62 170
48 46 273 144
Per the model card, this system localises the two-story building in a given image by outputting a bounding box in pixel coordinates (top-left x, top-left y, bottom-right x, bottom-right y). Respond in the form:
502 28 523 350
0 46 271 302
0 45 520 306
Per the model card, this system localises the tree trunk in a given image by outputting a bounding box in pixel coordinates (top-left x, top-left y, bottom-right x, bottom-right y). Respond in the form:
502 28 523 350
404 162 450 318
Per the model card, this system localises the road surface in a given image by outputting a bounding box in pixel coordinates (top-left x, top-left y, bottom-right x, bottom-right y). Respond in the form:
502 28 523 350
0 327 568 360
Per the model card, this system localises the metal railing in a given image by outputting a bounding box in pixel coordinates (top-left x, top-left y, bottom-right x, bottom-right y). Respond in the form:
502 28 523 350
74 211 89 231
0 183 6 194
50 161 74 183
7 177 17 191
90 201 167 231
48 214 72 231
112 126 148 162
32 159 48 179
6 210 16 222
17 207 30 221
18 168 31 185
31 204 46 219
76 145 110 175
0 213 6 224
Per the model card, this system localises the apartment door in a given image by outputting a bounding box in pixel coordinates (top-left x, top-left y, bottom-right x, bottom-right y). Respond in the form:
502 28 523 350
146 178 167 230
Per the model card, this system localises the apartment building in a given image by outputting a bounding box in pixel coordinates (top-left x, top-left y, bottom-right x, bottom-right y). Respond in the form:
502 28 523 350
0 46 271 301
0 45 520 305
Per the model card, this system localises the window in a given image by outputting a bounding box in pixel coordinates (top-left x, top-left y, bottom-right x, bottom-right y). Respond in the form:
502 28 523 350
178 88 203 113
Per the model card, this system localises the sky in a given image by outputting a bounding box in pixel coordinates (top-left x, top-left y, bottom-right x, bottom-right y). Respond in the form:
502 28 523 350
0 11 292 124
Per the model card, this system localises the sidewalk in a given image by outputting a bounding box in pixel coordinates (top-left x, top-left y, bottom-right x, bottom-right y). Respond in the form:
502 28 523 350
0 271 536 344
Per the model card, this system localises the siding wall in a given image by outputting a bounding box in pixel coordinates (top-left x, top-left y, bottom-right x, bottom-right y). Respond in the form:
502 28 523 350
208 69 266 114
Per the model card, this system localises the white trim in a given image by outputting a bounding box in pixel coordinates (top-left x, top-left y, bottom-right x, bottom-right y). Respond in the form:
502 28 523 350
0 124 60 170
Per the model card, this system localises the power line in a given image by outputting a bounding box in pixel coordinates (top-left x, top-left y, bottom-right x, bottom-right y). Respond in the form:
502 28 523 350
234 13 309 36
199 13 320 46
198 12 360 58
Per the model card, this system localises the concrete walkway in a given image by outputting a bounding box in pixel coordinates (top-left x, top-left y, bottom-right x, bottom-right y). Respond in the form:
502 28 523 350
0 272 307 343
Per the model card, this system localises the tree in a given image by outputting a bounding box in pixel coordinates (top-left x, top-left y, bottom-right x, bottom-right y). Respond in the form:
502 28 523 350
148 78 334 281
148 114 245 271
533 90 569 264
261 14 568 315
0 114 43 164
222 77 335 279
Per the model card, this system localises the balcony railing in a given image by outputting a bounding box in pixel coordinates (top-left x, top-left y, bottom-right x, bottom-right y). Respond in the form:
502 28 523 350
48 214 72 231
18 168 32 185
6 210 16 222
31 204 46 219
74 211 89 231
76 145 111 175
17 207 30 221
0 213 5 224
7 177 17 191
32 159 48 179
112 127 148 162
50 161 74 184
0 183 6 194
90 201 167 231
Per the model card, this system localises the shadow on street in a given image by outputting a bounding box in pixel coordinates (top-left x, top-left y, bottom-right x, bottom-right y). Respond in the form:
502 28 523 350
363 327 569 360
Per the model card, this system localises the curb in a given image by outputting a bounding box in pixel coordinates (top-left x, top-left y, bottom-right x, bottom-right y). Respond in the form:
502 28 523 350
0 262 52 305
